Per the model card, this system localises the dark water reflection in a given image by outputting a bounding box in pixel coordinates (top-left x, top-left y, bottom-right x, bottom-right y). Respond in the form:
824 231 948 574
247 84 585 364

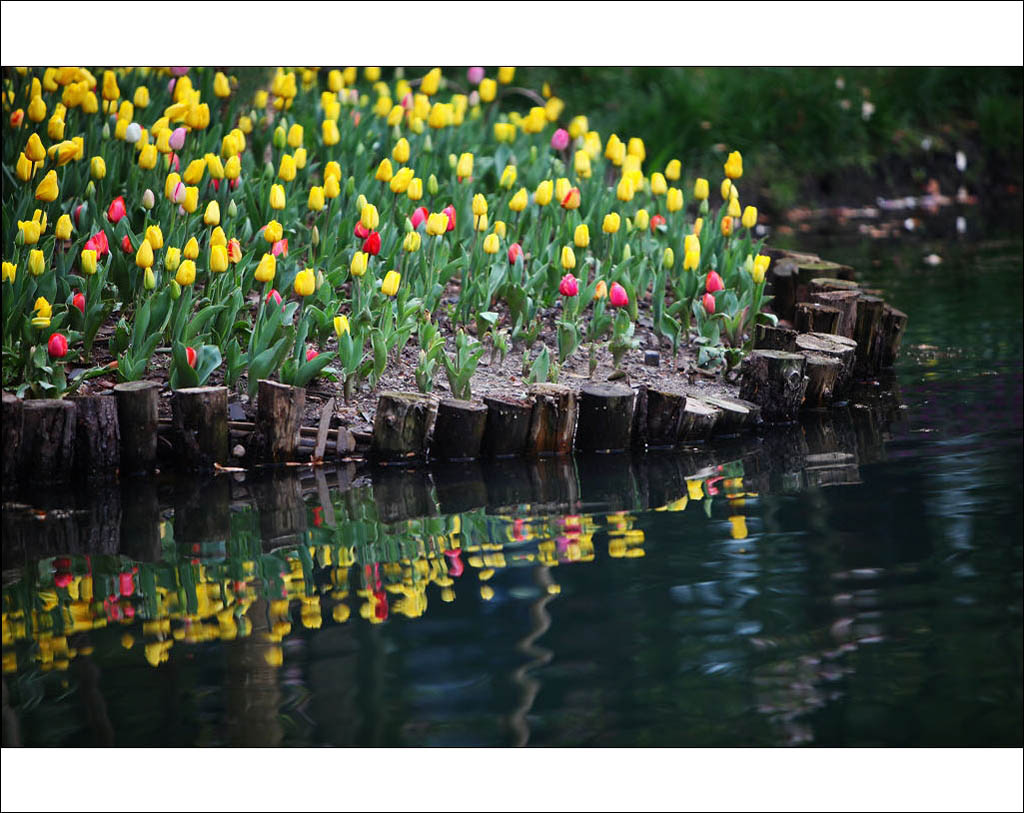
3 236 1021 748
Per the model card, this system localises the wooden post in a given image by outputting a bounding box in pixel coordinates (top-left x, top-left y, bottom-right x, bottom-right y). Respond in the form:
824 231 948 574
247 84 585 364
766 259 798 322
800 352 843 408
880 304 908 368
794 302 841 335
3 392 23 497
172 386 229 470
481 396 533 458
738 350 808 423
853 294 886 376
810 290 859 338
115 380 160 476
575 383 635 453
19 399 77 485
678 397 720 443
795 332 857 399
430 399 488 461
796 260 855 303
255 380 305 463
73 395 120 480
701 394 762 435
643 388 686 449
371 391 434 463
754 323 798 352
527 383 577 456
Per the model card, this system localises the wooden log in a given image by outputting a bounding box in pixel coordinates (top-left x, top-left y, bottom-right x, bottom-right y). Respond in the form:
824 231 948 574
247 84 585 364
678 396 720 442
72 394 120 480
738 350 808 423
794 302 841 335
430 398 488 461
314 397 336 461
172 386 229 471
764 248 821 264
575 383 635 453
853 294 886 376
526 383 577 456
371 391 434 463
644 388 686 449
3 392 23 497
800 352 842 408
766 258 798 323
114 380 160 476
19 399 77 485
795 332 857 399
702 394 762 435
481 395 532 458
808 277 861 297
254 380 305 463
630 384 649 451
795 261 856 303
880 305 908 368
754 323 797 352
810 290 859 338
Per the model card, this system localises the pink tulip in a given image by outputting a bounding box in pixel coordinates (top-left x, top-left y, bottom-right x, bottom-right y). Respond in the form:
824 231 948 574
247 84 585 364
550 128 570 151
702 292 716 314
609 282 629 308
467 67 485 85
169 127 187 151
705 270 724 294
559 273 578 297
411 206 429 230
72 292 85 314
170 66 190 77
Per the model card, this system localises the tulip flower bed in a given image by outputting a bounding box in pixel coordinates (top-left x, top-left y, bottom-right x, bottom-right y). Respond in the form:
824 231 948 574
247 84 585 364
2 65 779 438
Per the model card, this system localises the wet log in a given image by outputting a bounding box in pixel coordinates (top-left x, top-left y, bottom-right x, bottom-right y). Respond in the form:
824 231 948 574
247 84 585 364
796 260 856 292
575 383 635 453
880 305 908 368
73 395 120 480
810 290 859 338
800 352 842 408
526 383 577 456
754 323 797 352
254 380 305 463
795 332 857 399
702 394 762 435
430 398 488 461
480 395 532 459
794 302 841 335
371 391 434 463
3 392 23 495
172 386 229 471
678 396 720 442
115 380 160 476
853 294 886 376
19 399 77 485
738 350 808 423
644 388 686 449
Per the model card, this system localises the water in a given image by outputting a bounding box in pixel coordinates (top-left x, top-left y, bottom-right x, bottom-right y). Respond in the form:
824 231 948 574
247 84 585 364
2 232 1021 749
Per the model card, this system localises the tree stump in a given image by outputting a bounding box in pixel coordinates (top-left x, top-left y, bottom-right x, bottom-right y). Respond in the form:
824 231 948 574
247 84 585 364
796 261 856 303
800 352 842 408
853 294 886 376
738 350 808 423
115 380 160 476
73 394 120 480
701 395 762 435
678 397 720 442
810 290 859 338
794 302 841 335
19 399 77 485
880 305 908 368
754 323 798 352
631 384 649 450
371 391 434 463
808 277 861 297
575 383 635 453
527 383 577 456
644 388 686 449
480 395 532 458
172 386 229 470
430 399 488 461
255 380 305 463
795 332 857 399
3 392 23 496
766 259 798 322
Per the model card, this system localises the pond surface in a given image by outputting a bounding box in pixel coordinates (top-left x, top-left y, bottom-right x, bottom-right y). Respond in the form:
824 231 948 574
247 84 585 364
3 229 1021 748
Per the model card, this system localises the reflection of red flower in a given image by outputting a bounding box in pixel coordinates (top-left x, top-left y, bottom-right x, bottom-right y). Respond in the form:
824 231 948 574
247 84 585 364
373 590 389 621
312 506 323 527
119 572 135 597
444 549 464 578
513 518 526 541
55 572 72 589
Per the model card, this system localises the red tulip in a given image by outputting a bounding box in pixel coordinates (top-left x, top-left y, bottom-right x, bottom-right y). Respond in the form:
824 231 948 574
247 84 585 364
211 178 220 192
119 572 135 597
107 196 127 223
508 242 523 264
442 204 456 232
312 506 323 527
702 292 716 314
121 234 133 254
609 282 629 308
186 346 197 368
73 204 86 227
353 221 369 239
705 270 724 294
55 572 73 589
306 347 318 362
47 333 68 358
559 273 579 297
72 292 86 313
272 238 288 257
410 206 429 230
650 214 666 232
266 288 283 306
85 230 109 257
362 230 381 256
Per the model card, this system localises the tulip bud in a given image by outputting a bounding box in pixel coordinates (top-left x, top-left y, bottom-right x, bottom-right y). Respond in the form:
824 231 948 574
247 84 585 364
184 237 200 259
294 268 316 297
350 251 368 277
702 293 716 314
741 205 758 229
144 266 156 290
706 270 724 294
594 280 607 300
55 214 73 241
165 247 181 272
574 223 590 248
427 174 439 196
622 244 632 262
663 247 675 268
559 273 578 297
29 249 46 276
482 233 499 254
609 282 629 308
403 231 421 252
634 209 650 231
273 125 286 149
602 213 621 234
48 333 68 358
169 279 182 299
80 249 98 275
136 240 154 269
175 260 196 286
561 246 576 270
381 270 401 297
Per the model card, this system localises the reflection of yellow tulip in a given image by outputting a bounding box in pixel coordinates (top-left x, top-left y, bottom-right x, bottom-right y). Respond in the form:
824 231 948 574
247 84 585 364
686 479 705 500
729 515 748 539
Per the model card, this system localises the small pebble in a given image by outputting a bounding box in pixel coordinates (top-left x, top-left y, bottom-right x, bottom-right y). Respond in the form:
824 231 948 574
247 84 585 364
644 350 660 367
232 444 246 458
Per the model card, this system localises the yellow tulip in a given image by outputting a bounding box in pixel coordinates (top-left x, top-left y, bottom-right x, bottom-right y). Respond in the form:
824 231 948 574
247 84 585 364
634 209 650 230
269 184 286 210
90 156 106 180
334 314 350 337
210 227 226 248
381 270 401 296
472 194 488 217
694 178 709 201
752 254 770 284
373 158 393 183
34 296 52 319
308 186 325 211
493 220 507 238
479 78 497 102
665 159 682 181
392 137 410 164
602 213 621 234
80 249 97 275
684 248 700 272
650 172 668 196
145 225 163 250
361 203 379 230
406 178 423 201
138 144 158 170
210 245 228 273
55 214 72 240
34 170 58 202
694 217 704 237
475 213 488 232
663 247 675 268
499 165 517 190
175 260 196 286
509 187 528 213
483 233 500 254
222 154 240 181
421 68 441 96
742 206 758 229
164 247 180 272
727 196 742 218
390 167 414 194
594 280 607 300
535 179 553 206
29 249 46 276
279 153 297 182
322 119 340 145
16 152 33 182
627 137 646 161
497 67 515 84
133 86 150 107
255 253 276 283
456 152 474 180
426 212 448 236
286 122 303 149
135 240 154 269
182 185 199 213
202 200 220 226
294 268 316 296
350 251 368 277
574 224 590 248
720 178 732 201
724 150 743 180
2 262 16 283
616 176 634 202
403 231 422 252
493 121 516 143
25 132 46 163
569 114 589 139
184 236 200 259
561 246 576 270
28 95 47 123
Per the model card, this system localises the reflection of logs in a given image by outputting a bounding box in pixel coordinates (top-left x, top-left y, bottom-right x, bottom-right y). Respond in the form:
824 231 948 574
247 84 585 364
120 479 162 562
576 455 639 511
529 457 579 507
225 599 282 747
483 457 534 511
175 476 231 546
431 461 487 515
371 467 436 524
255 470 307 543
